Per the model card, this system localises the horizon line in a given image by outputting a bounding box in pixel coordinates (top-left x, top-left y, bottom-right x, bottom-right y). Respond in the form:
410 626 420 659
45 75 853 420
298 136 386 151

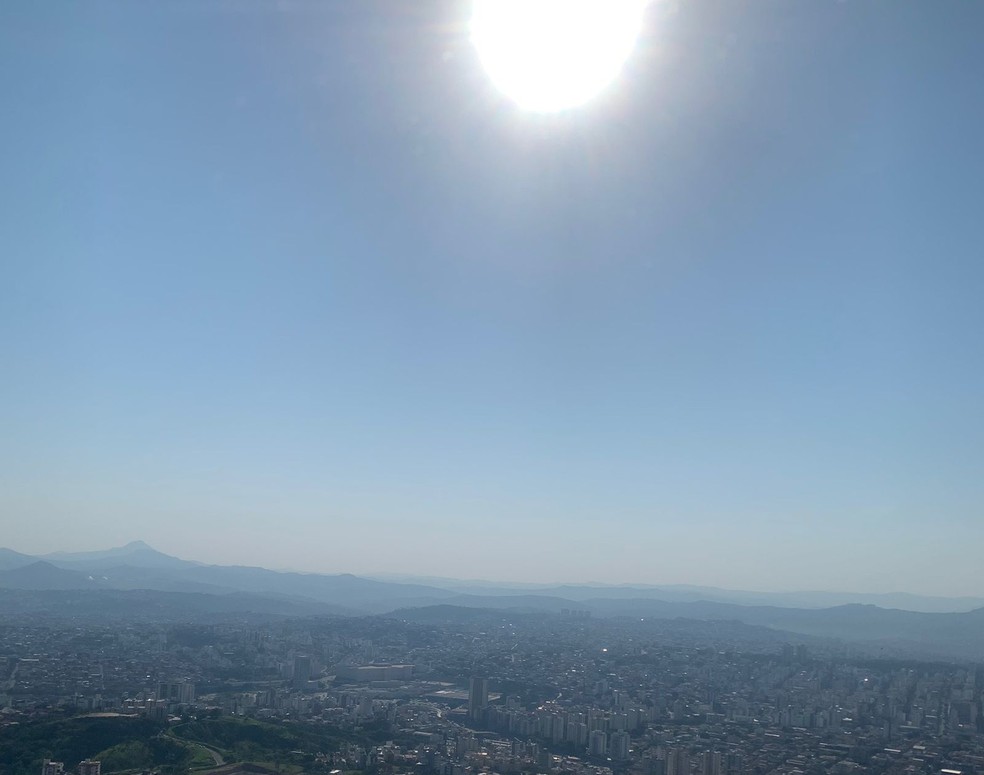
4 541 984 601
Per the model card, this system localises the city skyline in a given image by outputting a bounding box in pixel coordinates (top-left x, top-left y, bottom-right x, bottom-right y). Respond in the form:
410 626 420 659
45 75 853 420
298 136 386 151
3 1 984 597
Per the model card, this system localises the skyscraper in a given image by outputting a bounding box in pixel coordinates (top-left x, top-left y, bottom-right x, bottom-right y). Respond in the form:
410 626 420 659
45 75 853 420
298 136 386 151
293 655 312 689
78 762 101 775
469 676 488 720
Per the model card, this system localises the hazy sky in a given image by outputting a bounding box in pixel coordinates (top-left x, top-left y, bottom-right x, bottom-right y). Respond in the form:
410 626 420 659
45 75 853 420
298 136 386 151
2 1 983 595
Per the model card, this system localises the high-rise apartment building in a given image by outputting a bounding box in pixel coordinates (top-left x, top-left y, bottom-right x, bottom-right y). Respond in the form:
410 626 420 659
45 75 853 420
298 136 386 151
78 761 101 775
566 720 589 748
41 761 64 775
157 682 195 704
665 748 690 775
589 729 607 757
610 730 630 760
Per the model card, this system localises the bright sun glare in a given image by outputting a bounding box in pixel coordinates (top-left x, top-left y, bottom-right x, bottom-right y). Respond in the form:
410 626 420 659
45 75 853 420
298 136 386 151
470 0 649 113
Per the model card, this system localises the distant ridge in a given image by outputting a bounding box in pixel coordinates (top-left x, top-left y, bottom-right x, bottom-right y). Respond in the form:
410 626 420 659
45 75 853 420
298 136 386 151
0 587 354 620
40 540 199 570
0 561 103 590
10 542 983 613
372 577 984 615
2 542 984 660
0 547 39 571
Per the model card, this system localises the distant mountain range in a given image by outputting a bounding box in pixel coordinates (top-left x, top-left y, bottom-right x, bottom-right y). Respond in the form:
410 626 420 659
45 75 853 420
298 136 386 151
378 575 984 614
2 541 984 661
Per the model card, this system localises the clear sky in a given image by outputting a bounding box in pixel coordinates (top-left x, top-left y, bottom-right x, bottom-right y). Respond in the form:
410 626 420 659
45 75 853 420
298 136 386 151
2 1 983 595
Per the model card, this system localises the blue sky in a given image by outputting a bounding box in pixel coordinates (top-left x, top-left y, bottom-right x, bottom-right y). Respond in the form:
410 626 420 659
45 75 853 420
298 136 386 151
2 1 983 594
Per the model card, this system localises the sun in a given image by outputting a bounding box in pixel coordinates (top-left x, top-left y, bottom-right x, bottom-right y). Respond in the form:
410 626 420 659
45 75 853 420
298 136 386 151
470 0 649 113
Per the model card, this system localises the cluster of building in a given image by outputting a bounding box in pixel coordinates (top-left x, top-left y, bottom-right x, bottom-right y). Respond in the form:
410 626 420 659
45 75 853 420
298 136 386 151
3 611 984 774
0 624 201 718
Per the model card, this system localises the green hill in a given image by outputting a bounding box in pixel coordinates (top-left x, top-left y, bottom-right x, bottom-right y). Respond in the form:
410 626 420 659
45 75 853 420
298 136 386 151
0 715 166 775
173 716 357 762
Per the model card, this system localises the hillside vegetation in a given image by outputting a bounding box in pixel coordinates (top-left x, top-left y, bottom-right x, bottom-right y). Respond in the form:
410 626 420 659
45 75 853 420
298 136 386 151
0 715 166 775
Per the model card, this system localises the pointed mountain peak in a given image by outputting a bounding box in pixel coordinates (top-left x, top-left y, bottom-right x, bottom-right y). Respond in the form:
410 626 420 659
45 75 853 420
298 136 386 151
120 540 155 551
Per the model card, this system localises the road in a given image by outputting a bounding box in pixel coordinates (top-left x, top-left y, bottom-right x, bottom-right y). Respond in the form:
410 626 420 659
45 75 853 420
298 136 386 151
164 730 225 768
197 742 225 766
